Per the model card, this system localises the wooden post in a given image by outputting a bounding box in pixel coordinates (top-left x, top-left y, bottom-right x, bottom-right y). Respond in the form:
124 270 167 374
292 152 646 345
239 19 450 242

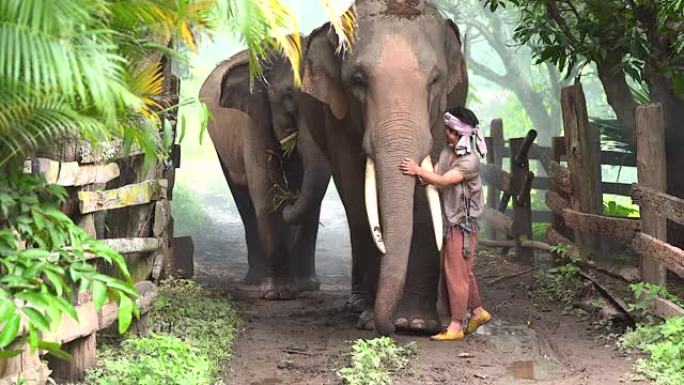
486 119 504 240
635 103 667 285
510 137 533 261
561 84 602 258
550 136 572 240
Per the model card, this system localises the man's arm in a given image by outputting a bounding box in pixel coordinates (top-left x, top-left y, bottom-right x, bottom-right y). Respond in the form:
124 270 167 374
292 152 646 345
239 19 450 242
399 158 465 188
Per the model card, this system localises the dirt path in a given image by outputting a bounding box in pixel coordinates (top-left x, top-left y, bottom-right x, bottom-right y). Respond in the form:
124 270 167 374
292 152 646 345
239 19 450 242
182 174 641 385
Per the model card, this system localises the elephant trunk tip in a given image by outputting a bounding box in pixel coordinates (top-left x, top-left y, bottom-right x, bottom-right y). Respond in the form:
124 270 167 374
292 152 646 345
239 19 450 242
373 279 403 336
282 204 301 224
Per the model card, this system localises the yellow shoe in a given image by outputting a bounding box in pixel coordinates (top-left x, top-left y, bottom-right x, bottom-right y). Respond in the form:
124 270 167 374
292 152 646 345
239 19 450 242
465 310 492 335
430 329 464 341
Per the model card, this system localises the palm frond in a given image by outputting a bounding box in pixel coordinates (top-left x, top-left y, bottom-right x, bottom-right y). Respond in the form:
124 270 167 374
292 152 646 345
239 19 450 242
0 0 138 127
0 89 112 167
319 1 357 53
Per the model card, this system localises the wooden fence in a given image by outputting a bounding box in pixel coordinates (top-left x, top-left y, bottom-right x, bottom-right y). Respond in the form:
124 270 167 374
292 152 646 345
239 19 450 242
484 123 637 225
543 85 684 319
0 59 190 384
479 83 684 319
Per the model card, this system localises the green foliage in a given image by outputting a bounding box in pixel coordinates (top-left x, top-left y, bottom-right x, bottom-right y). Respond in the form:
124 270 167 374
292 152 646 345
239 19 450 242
482 0 683 84
85 279 239 384
532 223 549 241
619 317 684 385
337 337 418 385
536 262 583 307
603 200 639 218
86 335 215 385
628 282 684 322
0 172 138 358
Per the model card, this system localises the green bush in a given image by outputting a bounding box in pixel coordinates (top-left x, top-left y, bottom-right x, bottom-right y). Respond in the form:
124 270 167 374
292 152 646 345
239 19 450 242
86 335 215 385
337 337 418 385
619 317 684 385
0 173 138 359
85 279 239 384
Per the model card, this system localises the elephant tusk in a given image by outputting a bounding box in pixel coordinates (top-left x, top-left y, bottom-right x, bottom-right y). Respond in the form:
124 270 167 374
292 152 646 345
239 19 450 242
365 157 387 254
421 156 443 252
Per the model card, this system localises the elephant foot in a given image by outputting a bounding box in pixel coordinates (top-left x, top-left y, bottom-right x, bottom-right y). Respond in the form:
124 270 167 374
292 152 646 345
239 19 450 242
240 269 264 286
260 276 297 300
295 275 321 292
345 293 370 314
393 294 441 334
356 309 375 330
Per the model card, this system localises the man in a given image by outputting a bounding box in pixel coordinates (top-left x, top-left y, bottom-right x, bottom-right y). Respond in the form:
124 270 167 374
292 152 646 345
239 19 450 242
399 107 492 341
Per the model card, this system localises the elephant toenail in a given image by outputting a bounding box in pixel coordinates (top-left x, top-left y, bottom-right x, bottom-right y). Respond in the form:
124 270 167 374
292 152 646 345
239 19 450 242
394 317 409 328
410 319 426 330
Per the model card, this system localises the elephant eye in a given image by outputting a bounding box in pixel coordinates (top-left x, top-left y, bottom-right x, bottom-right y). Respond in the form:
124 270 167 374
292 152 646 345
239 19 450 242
429 72 440 87
351 70 367 88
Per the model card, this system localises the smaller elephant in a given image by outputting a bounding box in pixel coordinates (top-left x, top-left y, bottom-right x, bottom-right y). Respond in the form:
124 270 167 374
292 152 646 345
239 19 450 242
199 48 331 299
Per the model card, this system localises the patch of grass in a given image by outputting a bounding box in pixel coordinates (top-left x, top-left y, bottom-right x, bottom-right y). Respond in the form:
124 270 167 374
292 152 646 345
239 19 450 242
535 262 584 307
619 317 684 385
337 337 418 385
84 279 240 384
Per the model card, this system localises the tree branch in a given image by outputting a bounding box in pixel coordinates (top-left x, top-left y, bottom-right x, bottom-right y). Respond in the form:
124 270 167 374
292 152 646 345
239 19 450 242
545 0 580 48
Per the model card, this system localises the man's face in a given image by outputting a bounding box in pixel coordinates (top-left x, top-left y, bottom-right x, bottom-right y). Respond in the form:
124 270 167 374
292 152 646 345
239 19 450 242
445 127 460 148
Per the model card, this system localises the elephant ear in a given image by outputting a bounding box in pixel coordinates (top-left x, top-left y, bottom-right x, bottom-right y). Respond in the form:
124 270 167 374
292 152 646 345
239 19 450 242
444 19 468 110
301 23 348 120
219 59 269 115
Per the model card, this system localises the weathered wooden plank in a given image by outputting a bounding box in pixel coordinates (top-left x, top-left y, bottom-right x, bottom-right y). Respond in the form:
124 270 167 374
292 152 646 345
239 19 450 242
44 301 98 344
632 184 684 226
511 137 533 260
482 207 513 237
636 103 668 284
601 151 636 167
486 120 504 240
98 281 158 330
550 137 572 240
46 333 95 382
562 209 640 241
79 140 145 164
78 179 167 214
153 200 171 237
102 237 162 254
170 236 194 279
504 209 553 223
548 161 572 195
546 191 572 214
632 232 684 278
481 163 511 193
639 289 684 319
562 84 603 255
25 158 120 186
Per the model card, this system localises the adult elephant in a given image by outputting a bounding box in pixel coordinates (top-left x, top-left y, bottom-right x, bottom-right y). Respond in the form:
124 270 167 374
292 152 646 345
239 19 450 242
199 49 331 299
295 0 468 334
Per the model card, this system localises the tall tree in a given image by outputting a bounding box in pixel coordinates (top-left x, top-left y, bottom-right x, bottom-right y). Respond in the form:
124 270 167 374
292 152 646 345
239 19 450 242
482 0 684 244
438 0 574 143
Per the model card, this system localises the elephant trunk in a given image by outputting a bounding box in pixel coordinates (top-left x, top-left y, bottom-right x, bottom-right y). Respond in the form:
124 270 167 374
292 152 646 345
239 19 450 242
283 120 331 224
370 119 429 336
